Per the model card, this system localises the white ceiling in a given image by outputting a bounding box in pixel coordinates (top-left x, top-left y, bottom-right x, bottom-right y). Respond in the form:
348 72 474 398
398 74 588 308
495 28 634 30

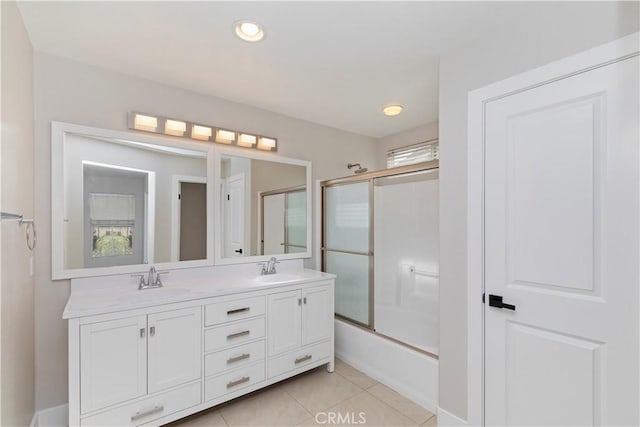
18 1 540 138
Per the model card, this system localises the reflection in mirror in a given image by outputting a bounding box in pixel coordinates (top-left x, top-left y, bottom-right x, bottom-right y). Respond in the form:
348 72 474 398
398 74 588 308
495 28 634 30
220 155 307 258
63 133 207 270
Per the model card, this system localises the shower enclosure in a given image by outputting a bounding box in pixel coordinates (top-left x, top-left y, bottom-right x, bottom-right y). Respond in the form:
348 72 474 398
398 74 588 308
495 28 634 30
321 161 439 356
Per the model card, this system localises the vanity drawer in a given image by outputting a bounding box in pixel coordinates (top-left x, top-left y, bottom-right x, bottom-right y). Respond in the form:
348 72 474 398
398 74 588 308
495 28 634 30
205 340 265 377
205 296 265 326
205 361 265 402
81 381 200 426
267 341 330 379
204 317 265 352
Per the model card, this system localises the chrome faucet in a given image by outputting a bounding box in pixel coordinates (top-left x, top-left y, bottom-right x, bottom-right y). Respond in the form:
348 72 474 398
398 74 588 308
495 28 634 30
259 257 279 275
132 266 169 290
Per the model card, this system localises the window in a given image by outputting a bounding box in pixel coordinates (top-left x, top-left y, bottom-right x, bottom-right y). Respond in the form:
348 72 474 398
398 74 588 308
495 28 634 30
89 193 135 257
386 139 439 168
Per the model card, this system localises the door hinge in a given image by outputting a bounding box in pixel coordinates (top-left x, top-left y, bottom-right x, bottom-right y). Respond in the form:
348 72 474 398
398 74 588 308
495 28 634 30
178 193 181 200
227 194 230 201
482 293 485 304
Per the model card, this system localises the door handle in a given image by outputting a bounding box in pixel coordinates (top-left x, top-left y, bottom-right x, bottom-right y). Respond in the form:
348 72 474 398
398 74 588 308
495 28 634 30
488 294 516 311
235 248 243 254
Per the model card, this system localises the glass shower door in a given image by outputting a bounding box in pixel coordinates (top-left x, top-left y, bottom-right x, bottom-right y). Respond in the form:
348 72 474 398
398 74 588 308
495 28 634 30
322 181 372 327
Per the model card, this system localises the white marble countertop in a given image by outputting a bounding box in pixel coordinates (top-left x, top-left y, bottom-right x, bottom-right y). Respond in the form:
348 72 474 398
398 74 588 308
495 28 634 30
63 267 334 319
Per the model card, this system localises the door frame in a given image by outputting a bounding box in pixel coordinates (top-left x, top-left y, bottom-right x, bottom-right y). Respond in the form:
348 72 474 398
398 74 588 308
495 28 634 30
171 174 207 262
466 33 639 426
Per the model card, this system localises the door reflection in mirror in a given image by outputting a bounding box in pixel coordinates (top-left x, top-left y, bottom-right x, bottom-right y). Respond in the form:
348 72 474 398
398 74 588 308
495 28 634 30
220 155 306 258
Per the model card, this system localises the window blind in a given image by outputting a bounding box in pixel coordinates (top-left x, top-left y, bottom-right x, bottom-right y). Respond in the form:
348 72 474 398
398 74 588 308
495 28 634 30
386 139 439 168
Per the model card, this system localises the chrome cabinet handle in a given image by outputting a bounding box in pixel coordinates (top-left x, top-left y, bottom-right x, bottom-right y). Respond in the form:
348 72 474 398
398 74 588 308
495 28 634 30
227 376 250 388
298 298 302 306
227 307 250 315
227 353 251 364
140 328 146 339
150 326 156 337
130 404 164 421
303 297 307 304
295 354 312 364
227 330 250 339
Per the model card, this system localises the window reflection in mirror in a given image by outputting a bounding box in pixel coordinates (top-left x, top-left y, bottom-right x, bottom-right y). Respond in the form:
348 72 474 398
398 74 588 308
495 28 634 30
63 134 207 269
220 155 306 258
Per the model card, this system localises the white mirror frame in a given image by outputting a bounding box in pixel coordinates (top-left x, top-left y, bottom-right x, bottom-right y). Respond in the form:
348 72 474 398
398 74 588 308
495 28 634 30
51 121 215 280
213 147 312 266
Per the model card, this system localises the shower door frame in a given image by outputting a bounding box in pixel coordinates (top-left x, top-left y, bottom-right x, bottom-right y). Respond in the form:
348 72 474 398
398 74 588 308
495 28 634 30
260 184 307 255
321 160 439 356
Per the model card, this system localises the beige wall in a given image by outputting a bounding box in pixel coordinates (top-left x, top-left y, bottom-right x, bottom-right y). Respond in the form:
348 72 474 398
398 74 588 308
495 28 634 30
375 121 439 170
33 53 377 410
438 1 639 419
1 1 36 425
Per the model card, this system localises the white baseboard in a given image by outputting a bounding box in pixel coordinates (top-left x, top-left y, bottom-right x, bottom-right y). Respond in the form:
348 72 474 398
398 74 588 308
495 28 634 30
32 404 68 427
437 407 468 426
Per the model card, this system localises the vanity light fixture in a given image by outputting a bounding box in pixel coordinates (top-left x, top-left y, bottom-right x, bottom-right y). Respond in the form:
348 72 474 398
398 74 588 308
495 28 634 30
383 105 404 117
191 124 212 141
234 20 265 42
133 114 158 132
238 133 257 147
258 137 277 151
165 119 187 136
127 111 277 152
215 129 236 144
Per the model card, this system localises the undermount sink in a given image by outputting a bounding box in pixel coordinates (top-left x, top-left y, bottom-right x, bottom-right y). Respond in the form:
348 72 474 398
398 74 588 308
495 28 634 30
252 274 302 284
118 288 191 303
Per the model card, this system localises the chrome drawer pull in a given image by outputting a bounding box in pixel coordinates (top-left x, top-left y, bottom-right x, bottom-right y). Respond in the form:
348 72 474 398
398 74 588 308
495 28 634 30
227 353 251 364
227 376 250 388
227 330 251 339
294 354 312 364
130 404 164 421
227 307 250 315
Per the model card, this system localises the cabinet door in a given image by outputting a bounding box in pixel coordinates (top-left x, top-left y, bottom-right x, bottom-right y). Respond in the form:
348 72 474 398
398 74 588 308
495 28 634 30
302 285 331 346
267 290 301 356
80 316 147 413
148 307 202 394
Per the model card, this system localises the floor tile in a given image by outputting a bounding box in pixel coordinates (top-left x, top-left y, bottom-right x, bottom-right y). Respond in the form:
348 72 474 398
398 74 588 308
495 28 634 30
325 391 417 427
335 358 378 390
166 409 227 427
421 415 437 426
282 367 363 413
367 383 434 424
219 386 311 427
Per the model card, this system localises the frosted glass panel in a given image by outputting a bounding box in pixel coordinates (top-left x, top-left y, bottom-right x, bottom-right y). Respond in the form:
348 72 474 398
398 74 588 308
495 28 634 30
373 170 439 354
325 182 370 253
286 191 306 252
326 251 370 326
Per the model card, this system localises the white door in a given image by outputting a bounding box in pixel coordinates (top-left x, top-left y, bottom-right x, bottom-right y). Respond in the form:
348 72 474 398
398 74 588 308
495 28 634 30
80 316 147 413
301 285 331 346
267 290 301 356
484 56 639 425
148 307 202 394
225 174 246 257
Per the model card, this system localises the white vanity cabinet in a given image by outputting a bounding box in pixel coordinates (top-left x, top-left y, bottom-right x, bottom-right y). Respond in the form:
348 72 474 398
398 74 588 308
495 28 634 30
66 273 335 427
267 284 333 378
75 306 202 425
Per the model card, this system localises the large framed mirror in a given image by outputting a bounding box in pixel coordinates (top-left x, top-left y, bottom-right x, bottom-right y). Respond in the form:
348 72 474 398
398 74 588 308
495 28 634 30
213 148 312 265
52 122 214 279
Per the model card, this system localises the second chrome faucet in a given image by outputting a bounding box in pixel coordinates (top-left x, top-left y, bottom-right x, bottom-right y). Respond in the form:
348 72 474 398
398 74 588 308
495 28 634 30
259 257 279 275
132 266 169 290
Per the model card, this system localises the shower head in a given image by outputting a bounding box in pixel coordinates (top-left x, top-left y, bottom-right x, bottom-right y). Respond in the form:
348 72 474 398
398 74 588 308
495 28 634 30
348 163 369 174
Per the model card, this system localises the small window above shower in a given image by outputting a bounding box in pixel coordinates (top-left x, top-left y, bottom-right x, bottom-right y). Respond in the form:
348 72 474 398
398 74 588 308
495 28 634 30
387 139 439 168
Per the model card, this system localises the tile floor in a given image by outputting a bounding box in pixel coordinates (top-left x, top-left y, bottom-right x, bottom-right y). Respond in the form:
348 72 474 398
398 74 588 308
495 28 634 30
169 358 437 427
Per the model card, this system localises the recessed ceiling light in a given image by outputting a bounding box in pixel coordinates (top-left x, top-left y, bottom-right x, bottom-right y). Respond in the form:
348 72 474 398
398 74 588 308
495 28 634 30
383 105 404 117
235 20 265 42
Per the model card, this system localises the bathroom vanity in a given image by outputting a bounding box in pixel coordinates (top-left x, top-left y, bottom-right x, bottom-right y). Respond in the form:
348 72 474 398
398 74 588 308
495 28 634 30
63 269 335 426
